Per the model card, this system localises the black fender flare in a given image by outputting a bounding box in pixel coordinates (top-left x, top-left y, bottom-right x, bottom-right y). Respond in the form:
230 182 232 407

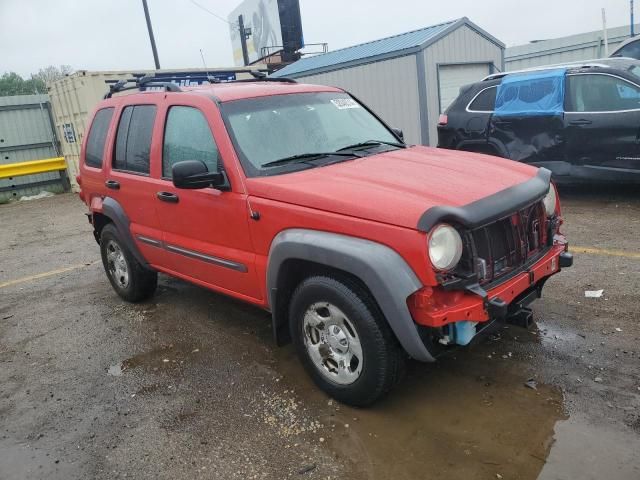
266 229 435 363
99 197 149 268
417 168 552 232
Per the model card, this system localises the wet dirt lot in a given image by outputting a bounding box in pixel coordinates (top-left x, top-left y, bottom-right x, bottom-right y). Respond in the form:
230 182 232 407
1 189 639 480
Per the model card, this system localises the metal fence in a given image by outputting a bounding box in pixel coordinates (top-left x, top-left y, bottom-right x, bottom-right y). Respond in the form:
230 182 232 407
0 94 67 202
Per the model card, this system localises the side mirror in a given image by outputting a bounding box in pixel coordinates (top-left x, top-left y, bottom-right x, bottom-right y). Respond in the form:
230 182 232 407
392 128 404 141
172 160 227 190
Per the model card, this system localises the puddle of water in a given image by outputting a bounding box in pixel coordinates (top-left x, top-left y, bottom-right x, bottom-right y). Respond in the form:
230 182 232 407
275 343 566 480
537 321 585 346
539 414 640 480
107 343 198 377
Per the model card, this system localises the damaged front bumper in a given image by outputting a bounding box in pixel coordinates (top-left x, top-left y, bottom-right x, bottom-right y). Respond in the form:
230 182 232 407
408 241 572 343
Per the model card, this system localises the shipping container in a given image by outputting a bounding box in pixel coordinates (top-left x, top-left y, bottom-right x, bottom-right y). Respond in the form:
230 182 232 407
48 67 262 190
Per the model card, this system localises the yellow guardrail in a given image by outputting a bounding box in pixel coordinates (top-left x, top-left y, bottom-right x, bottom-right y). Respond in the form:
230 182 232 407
0 157 67 179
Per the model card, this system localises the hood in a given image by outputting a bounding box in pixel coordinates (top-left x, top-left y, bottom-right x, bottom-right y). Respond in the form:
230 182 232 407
245 146 539 230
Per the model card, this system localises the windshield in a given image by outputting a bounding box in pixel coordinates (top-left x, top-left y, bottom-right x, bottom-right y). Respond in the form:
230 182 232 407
220 92 401 177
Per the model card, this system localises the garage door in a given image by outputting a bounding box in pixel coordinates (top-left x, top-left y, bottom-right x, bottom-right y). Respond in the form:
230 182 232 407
438 63 491 113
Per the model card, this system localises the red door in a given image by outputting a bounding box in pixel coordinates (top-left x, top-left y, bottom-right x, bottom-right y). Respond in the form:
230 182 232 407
151 96 261 303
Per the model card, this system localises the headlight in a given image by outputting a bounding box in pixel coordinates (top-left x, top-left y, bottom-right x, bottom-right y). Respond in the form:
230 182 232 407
543 186 557 216
428 224 463 271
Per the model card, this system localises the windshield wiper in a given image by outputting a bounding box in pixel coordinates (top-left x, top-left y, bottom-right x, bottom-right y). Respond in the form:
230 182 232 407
262 152 360 168
336 140 406 152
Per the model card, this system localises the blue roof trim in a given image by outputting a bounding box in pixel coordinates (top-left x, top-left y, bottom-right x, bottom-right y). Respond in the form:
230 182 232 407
272 17 505 79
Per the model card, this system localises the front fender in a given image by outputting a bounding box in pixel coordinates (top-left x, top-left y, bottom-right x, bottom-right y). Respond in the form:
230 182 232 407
267 229 435 362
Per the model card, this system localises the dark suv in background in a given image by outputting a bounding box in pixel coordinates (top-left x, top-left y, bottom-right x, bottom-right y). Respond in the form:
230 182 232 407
611 36 640 59
438 58 640 183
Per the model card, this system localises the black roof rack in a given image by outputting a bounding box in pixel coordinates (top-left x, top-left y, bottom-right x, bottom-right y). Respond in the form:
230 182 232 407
104 74 183 99
237 70 297 83
103 70 296 98
228 70 298 83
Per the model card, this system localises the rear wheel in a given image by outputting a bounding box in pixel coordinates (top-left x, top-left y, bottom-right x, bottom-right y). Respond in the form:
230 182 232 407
289 275 404 407
100 224 157 302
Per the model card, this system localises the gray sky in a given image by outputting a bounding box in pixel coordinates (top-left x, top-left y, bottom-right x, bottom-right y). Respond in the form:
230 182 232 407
0 0 634 77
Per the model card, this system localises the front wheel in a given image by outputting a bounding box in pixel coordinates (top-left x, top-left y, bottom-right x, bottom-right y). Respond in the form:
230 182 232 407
289 275 404 407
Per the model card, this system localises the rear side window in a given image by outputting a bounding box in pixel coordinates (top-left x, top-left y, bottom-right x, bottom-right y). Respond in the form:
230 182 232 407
162 106 219 178
85 108 114 168
468 87 497 112
113 105 157 174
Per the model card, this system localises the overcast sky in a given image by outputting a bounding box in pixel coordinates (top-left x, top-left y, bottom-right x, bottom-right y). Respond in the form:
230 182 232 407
0 0 634 77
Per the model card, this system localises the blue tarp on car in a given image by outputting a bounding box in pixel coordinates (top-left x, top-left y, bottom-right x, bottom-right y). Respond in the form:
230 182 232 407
495 68 566 117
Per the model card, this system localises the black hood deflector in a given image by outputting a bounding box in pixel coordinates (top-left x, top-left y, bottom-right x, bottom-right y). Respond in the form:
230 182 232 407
417 168 552 232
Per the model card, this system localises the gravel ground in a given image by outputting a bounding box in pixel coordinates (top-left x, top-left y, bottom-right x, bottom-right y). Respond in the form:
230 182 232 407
1 188 639 480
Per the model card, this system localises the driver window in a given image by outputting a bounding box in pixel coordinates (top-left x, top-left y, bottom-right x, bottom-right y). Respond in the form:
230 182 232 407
567 74 640 112
163 106 220 178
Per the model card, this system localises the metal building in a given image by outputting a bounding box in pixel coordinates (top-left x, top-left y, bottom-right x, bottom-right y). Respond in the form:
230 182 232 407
271 17 504 146
505 24 639 71
0 94 65 202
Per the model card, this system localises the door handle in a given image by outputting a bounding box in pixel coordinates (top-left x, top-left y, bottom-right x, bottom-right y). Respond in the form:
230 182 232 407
569 119 593 126
156 191 179 204
105 180 120 190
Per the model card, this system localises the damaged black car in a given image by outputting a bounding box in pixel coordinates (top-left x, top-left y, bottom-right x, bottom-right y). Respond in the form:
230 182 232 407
437 58 640 183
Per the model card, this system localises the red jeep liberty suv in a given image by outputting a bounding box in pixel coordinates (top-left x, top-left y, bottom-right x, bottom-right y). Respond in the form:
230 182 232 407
78 74 572 406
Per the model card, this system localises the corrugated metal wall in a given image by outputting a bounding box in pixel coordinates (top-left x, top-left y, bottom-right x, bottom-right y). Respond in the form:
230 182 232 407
293 55 423 145
0 94 63 202
422 24 503 145
505 25 638 71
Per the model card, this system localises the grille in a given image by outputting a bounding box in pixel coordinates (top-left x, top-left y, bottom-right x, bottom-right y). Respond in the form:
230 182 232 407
461 202 547 285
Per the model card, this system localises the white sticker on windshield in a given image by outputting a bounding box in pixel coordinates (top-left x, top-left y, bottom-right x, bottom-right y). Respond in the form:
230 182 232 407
331 98 361 110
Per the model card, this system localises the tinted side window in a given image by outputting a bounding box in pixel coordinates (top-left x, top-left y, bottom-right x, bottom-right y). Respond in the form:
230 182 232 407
113 105 156 174
163 106 219 178
114 107 132 170
567 74 640 112
468 87 497 112
85 108 114 168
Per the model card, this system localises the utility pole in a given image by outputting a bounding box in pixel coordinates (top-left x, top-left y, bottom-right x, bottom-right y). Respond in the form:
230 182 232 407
142 0 161 69
602 9 609 56
238 15 251 66
632 0 636 37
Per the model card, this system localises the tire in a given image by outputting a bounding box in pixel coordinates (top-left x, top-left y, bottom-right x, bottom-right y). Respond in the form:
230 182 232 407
289 275 405 407
100 223 157 302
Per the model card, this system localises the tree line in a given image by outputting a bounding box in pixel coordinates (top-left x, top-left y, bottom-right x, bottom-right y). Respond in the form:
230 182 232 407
0 66 73 97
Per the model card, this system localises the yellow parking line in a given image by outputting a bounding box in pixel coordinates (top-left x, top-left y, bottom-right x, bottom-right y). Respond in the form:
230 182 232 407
570 246 640 260
0 262 97 289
